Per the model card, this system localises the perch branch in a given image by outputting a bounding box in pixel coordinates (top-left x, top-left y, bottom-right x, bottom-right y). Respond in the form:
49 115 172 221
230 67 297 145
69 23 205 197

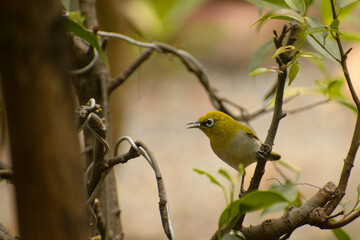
239 182 337 240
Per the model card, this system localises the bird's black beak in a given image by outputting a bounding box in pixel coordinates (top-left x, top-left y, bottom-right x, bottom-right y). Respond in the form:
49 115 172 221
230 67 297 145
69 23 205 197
187 121 201 129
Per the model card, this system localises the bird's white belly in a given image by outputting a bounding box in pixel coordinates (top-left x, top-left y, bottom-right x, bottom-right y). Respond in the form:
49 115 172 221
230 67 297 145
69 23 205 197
212 131 260 170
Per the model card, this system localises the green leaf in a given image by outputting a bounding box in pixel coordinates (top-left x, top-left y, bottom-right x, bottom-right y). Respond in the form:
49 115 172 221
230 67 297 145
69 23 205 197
305 26 329 38
63 17 109 68
261 183 300 216
219 200 243 229
320 0 333 24
331 227 351 240
298 51 324 60
357 184 360 195
276 160 301 181
253 9 304 28
341 31 360 42
305 16 323 28
249 67 272 76
240 191 288 213
285 0 306 15
271 45 295 59
246 0 291 11
219 191 288 229
306 34 341 61
237 164 245 177
62 0 71 10
193 168 224 188
330 19 340 30
193 168 230 204
336 99 358 113
288 61 300 85
337 0 359 8
249 40 274 71
218 169 233 183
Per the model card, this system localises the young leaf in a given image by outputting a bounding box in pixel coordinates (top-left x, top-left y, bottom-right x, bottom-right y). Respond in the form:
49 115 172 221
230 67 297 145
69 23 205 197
340 31 360 42
331 227 351 240
298 51 324 60
193 168 224 188
249 67 272 76
305 16 323 28
63 17 109 68
193 168 230 204
239 190 289 214
336 99 358 113
306 34 341 61
62 0 71 10
271 45 295 59
218 199 243 229
218 169 233 183
252 9 304 28
305 26 329 38
246 0 291 11
330 19 340 30
218 191 288 229
288 61 300 85
285 0 306 15
337 0 359 9
249 40 274 71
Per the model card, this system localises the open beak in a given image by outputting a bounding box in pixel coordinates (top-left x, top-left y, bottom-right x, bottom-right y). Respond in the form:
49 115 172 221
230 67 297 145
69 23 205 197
187 121 201 129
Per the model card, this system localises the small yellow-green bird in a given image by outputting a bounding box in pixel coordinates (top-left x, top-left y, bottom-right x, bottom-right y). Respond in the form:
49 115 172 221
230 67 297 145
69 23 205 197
188 111 281 170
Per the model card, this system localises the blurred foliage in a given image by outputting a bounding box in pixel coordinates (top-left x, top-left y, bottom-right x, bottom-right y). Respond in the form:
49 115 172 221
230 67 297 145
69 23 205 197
249 0 359 113
122 0 210 41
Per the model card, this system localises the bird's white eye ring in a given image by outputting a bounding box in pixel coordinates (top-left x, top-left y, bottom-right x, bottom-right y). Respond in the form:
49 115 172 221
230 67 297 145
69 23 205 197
204 118 214 128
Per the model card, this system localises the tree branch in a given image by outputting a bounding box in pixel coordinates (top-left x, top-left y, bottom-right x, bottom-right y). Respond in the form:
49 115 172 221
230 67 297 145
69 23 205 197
325 0 360 215
107 48 154 94
240 182 337 240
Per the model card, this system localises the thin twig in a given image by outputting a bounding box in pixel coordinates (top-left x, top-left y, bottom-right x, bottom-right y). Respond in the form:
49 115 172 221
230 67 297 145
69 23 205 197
286 99 331 114
96 30 250 121
107 48 154 94
326 0 360 215
94 198 109 240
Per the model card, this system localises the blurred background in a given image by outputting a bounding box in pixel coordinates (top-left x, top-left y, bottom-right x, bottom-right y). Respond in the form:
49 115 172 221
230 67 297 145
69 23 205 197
1 0 360 239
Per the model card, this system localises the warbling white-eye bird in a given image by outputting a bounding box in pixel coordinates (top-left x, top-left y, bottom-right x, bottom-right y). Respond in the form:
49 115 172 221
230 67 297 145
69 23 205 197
188 111 281 191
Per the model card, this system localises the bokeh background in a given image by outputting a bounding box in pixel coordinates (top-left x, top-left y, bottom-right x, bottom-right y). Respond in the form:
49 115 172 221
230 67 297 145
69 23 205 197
1 0 360 239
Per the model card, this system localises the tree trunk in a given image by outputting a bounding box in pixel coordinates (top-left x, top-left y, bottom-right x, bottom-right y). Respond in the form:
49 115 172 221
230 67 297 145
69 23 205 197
0 1 88 239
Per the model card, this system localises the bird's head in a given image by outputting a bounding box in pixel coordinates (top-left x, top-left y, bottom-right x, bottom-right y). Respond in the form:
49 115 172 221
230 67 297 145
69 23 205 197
187 111 242 142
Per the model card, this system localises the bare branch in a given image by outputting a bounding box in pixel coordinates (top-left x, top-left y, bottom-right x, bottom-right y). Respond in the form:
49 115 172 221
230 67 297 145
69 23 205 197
107 48 154 94
94 198 111 240
325 0 360 215
240 182 337 240
0 223 18 240
286 99 331 114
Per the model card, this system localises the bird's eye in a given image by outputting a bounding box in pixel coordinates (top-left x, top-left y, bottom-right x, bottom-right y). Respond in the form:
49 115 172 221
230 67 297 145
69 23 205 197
204 118 214 128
